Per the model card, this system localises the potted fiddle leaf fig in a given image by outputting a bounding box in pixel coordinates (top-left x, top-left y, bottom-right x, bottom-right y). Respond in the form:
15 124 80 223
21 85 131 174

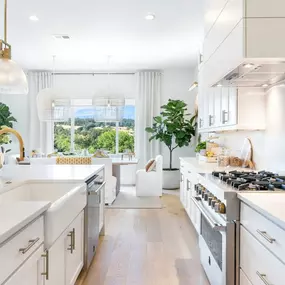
0 102 17 154
146 99 197 189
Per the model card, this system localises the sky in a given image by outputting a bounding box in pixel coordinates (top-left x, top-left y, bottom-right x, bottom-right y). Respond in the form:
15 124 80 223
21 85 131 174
75 105 135 120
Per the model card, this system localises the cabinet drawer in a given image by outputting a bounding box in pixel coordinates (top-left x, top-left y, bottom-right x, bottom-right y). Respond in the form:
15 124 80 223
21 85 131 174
241 202 285 263
240 226 285 285
240 269 253 285
0 216 44 284
3 245 44 285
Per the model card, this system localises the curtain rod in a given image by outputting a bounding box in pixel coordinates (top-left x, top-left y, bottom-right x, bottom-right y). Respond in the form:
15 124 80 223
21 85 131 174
52 72 136 75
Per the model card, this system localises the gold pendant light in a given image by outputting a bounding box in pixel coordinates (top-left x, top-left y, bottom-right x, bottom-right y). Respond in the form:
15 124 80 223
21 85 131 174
0 0 28 95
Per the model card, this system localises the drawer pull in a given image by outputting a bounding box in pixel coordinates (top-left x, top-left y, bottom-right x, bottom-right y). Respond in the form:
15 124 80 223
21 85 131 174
41 250 49 280
72 228 75 250
19 237 40 254
67 231 74 253
257 230 276 243
256 271 272 285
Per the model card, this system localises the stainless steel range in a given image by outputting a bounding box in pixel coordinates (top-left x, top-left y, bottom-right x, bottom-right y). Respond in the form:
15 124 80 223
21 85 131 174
195 170 285 285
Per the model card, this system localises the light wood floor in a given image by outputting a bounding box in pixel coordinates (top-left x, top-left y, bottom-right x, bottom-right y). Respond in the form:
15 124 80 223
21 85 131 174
81 193 210 285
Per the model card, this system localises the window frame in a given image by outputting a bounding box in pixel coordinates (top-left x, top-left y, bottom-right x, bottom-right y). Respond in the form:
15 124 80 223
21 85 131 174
53 98 135 155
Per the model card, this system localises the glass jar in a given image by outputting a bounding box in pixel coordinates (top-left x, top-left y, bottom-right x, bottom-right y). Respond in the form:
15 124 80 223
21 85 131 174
217 148 230 167
229 150 242 167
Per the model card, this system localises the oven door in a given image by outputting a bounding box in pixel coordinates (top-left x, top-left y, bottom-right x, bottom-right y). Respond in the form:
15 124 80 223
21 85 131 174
192 196 236 285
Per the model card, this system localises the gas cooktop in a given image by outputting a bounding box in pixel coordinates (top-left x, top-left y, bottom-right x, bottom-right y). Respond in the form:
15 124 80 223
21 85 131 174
212 170 285 191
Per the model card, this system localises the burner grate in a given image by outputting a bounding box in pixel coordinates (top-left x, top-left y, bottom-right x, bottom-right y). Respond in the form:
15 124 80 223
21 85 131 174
212 170 285 191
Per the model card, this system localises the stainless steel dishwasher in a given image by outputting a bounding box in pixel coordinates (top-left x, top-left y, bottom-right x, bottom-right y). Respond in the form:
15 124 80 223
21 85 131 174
84 168 105 270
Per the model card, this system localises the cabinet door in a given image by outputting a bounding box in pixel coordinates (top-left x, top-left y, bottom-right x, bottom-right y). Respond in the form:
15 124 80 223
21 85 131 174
45 232 66 285
65 211 84 285
184 175 191 215
213 88 222 127
228 87 237 125
180 166 185 204
208 88 215 128
4 245 44 285
198 88 205 129
221 87 230 125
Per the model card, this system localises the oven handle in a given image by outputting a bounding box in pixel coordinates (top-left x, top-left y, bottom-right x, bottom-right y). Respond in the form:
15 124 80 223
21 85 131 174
88 181 106 195
191 196 226 232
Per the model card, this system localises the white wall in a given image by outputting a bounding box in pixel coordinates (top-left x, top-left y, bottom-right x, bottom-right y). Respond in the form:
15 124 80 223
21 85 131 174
54 73 135 99
161 68 197 169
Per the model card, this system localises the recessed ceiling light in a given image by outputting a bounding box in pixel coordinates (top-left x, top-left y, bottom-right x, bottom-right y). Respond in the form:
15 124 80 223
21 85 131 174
29 15 39 21
243 63 254 68
145 13 156 20
262 84 269 88
217 83 223 87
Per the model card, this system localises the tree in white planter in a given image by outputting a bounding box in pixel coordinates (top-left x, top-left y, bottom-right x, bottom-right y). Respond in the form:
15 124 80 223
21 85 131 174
145 99 197 189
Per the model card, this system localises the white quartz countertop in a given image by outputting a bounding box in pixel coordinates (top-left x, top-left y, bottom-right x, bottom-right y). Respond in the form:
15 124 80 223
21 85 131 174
0 164 104 187
0 201 51 245
180 157 218 173
238 193 285 231
180 157 254 174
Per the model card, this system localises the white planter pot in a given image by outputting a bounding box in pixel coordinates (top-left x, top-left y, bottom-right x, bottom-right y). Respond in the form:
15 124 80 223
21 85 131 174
163 169 180 190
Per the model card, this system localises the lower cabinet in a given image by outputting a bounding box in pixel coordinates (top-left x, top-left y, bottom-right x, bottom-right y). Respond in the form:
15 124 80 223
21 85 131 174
45 211 84 285
180 162 200 234
4 245 45 285
240 269 253 285
65 211 84 285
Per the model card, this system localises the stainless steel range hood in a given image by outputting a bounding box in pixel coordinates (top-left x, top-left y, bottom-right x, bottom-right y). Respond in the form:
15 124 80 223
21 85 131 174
216 61 285 88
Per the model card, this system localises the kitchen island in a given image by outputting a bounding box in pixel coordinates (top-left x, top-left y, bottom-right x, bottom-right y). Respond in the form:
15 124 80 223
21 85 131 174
0 164 104 285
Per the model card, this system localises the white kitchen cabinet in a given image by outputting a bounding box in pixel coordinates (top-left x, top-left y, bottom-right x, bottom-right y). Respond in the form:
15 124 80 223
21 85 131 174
4 245 45 285
198 87 265 133
239 269 253 285
221 87 237 127
241 202 285 264
45 231 65 285
184 172 192 216
65 211 84 285
179 161 201 234
45 211 84 285
202 0 285 88
207 88 215 128
0 216 44 285
240 225 285 285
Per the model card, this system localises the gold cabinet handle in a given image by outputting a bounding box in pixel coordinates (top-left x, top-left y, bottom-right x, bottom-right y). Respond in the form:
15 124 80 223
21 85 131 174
41 250 49 280
19 237 40 254
256 271 272 285
257 230 276 243
67 231 73 253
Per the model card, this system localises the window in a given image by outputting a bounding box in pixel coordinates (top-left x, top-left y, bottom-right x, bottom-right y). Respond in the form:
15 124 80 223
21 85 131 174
54 99 135 154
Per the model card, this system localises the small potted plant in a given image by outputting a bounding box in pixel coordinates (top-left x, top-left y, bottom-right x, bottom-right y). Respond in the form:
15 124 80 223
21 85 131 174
146 99 197 189
195 140 207 157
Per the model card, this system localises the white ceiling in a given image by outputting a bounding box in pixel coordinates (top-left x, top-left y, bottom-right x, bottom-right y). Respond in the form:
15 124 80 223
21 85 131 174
0 0 204 71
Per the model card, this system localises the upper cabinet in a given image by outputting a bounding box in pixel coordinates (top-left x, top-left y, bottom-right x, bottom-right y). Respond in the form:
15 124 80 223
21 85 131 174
202 0 285 88
198 84 266 133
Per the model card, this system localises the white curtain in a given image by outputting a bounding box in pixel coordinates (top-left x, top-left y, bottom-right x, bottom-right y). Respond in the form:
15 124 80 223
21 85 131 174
135 71 162 168
27 71 52 154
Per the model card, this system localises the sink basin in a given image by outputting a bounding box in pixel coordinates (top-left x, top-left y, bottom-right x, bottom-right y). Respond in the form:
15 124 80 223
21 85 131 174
0 182 87 248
